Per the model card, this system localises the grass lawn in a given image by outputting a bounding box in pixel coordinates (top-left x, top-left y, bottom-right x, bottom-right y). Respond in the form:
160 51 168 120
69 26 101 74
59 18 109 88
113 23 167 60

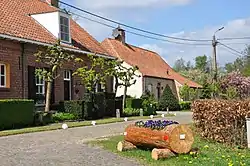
0 114 174 137
90 133 250 166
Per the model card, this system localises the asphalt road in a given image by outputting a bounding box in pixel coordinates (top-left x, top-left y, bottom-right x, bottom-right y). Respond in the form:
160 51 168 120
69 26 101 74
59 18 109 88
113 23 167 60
0 112 192 166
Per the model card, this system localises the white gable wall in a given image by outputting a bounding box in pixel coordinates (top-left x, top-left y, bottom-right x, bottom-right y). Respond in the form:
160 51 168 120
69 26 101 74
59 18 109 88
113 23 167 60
31 11 71 43
115 62 143 98
31 12 60 38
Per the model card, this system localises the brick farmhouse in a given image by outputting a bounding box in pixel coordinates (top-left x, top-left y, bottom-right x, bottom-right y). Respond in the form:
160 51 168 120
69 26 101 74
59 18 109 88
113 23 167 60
0 0 114 105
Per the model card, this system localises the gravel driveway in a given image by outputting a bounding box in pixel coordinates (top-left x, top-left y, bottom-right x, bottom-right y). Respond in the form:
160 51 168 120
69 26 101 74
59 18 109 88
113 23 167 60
0 112 192 166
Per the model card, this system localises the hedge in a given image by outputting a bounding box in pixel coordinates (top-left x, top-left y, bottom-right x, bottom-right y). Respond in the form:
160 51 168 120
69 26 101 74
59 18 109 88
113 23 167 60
179 101 191 110
0 99 34 130
192 99 250 147
126 98 143 109
105 99 115 117
64 100 84 120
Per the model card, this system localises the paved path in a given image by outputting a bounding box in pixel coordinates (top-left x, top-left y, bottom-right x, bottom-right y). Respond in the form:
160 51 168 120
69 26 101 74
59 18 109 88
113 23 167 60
0 112 192 166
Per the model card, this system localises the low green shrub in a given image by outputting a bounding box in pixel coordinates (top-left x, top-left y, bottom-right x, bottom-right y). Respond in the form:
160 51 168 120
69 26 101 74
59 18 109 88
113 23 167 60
64 100 84 120
126 98 143 109
144 105 157 116
94 92 106 119
0 99 34 130
179 101 192 110
123 108 140 117
52 113 77 122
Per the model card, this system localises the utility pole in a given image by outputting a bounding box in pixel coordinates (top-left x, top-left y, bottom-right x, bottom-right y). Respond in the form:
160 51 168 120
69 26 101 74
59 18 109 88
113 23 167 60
212 35 218 82
212 27 224 83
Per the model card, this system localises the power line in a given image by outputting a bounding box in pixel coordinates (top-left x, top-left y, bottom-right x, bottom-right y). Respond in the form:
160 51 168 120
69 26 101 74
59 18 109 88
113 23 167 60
70 12 210 46
59 0 212 42
218 42 247 57
218 37 250 41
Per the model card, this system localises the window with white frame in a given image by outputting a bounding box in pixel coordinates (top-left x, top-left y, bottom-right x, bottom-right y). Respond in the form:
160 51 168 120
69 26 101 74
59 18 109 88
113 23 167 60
64 70 71 81
0 64 6 87
35 76 45 104
60 16 70 42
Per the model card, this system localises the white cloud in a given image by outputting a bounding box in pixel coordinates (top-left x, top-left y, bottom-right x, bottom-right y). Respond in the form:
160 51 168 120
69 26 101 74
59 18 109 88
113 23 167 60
74 0 192 10
141 18 250 67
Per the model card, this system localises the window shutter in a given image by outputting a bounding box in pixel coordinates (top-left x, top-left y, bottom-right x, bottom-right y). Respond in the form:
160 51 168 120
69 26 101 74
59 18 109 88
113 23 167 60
28 66 36 100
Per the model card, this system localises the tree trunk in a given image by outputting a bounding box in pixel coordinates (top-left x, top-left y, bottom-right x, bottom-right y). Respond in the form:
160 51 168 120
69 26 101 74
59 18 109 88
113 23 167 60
114 76 119 95
45 81 52 112
122 86 127 111
124 124 194 154
117 141 137 152
151 148 176 160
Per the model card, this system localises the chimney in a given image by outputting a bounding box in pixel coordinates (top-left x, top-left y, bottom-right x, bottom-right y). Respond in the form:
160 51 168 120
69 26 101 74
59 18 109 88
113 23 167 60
42 0 59 7
113 26 126 44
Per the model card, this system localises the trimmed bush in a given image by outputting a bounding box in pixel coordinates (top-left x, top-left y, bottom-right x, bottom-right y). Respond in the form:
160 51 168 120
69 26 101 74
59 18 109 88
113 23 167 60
158 85 180 111
0 99 34 130
105 99 115 117
192 99 250 147
52 113 77 122
94 92 105 119
104 92 116 100
179 101 191 110
123 108 140 117
126 98 143 109
64 100 84 120
144 105 157 116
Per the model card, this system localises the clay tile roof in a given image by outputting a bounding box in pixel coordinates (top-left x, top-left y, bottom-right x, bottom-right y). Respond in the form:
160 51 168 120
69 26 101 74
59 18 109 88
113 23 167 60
0 0 109 56
101 38 202 88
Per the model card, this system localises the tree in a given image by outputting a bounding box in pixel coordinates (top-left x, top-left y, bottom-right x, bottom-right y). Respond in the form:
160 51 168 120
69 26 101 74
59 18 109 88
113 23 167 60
158 85 179 111
34 40 74 112
113 63 140 111
173 58 187 72
195 55 208 72
74 54 112 93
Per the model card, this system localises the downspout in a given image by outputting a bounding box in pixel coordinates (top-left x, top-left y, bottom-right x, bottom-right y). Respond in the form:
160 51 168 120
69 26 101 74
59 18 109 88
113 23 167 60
21 43 25 98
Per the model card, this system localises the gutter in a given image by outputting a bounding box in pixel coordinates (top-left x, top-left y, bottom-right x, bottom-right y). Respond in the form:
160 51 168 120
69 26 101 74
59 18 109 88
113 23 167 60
0 34 116 60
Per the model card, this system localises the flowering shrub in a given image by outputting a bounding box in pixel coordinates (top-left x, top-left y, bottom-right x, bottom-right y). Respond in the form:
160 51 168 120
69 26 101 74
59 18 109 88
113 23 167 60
135 120 179 130
219 71 250 99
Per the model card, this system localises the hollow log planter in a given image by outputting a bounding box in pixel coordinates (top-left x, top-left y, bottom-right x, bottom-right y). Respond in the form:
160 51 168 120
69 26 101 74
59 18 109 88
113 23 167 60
117 140 137 152
124 124 194 154
151 148 176 160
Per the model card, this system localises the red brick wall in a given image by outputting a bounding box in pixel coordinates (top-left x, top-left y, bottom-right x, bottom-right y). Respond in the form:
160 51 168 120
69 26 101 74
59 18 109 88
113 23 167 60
0 39 113 103
0 40 23 98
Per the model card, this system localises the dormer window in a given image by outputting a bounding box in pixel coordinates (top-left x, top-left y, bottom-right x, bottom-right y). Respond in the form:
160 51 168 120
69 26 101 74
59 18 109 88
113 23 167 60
60 15 70 42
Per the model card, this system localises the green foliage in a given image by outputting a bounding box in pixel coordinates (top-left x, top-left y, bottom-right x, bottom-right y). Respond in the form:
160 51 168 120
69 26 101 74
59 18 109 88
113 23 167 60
158 85 180 111
35 40 74 82
0 99 34 130
74 54 113 92
126 98 143 109
93 92 106 119
140 92 158 111
34 40 74 112
179 101 192 110
123 108 140 117
105 99 116 117
64 100 84 120
195 55 209 72
143 105 157 116
52 113 77 122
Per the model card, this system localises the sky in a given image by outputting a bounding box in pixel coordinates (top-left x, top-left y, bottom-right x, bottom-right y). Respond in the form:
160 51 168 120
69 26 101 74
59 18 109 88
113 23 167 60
62 0 250 67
